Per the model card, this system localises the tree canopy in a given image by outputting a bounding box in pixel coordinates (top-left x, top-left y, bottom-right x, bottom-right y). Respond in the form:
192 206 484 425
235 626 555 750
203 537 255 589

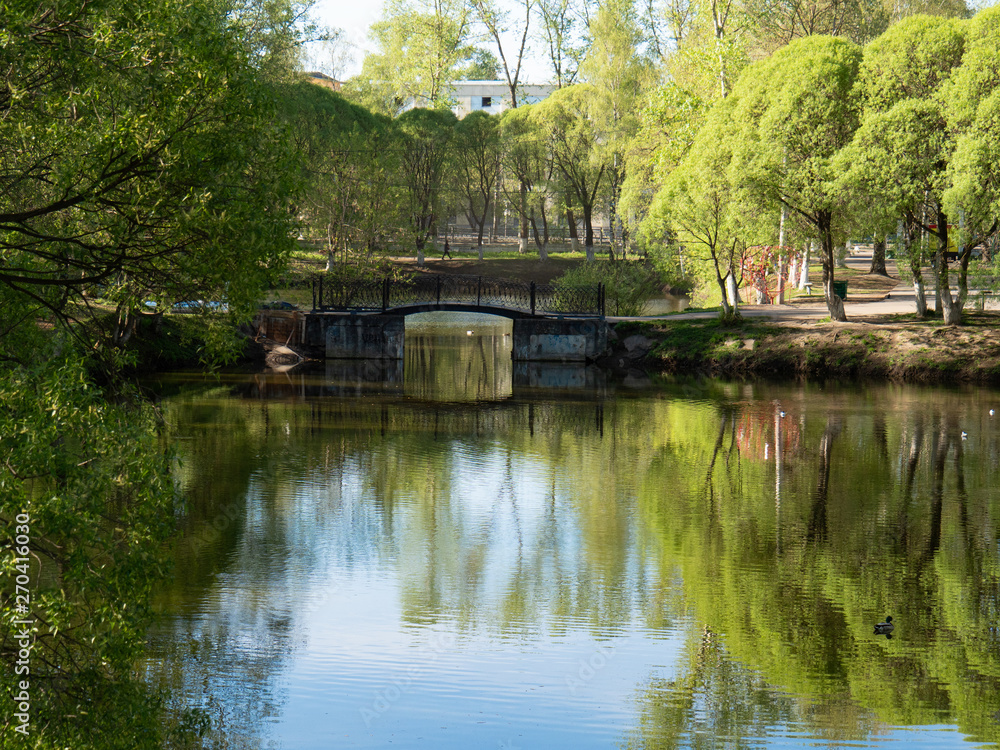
727 35 863 320
0 0 300 362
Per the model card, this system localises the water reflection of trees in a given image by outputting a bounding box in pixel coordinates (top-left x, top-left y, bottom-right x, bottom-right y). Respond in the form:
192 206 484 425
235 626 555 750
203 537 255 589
638 386 1000 746
154 379 1000 747
405 330 513 402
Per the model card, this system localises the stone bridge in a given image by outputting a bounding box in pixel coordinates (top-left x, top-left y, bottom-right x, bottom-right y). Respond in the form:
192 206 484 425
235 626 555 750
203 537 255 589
301 273 609 363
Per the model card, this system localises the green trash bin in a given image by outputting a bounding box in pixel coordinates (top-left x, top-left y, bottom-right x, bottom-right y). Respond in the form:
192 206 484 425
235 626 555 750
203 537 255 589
832 280 848 300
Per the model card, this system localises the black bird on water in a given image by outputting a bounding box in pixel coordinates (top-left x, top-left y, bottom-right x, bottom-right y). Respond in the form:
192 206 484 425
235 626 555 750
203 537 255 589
874 615 895 637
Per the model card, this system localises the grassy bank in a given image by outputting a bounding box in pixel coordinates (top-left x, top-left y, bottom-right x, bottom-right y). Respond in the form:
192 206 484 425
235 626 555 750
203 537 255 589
612 313 1000 384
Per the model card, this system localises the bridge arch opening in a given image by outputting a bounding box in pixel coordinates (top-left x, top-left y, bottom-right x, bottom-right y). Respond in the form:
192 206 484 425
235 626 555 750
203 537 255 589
405 310 513 334
405 312 513 401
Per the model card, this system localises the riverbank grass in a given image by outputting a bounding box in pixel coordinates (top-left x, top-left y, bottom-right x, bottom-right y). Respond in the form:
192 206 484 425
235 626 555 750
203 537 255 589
615 312 1000 383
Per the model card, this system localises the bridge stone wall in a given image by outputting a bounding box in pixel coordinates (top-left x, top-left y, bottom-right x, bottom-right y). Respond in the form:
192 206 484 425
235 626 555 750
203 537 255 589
303 312 609 363
511 318 608 362
304 313 405 359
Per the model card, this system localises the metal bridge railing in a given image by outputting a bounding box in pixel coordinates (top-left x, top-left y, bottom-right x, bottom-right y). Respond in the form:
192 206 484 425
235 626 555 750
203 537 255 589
312 273 605 317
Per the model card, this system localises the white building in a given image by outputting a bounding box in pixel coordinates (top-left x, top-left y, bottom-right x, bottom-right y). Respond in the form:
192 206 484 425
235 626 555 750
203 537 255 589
448 80 556 117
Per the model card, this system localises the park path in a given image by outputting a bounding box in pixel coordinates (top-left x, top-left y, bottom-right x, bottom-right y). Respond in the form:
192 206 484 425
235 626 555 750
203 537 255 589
617 249 921 323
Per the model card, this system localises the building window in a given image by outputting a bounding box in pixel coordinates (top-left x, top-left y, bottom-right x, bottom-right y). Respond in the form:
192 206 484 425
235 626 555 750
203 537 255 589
481 96 492 108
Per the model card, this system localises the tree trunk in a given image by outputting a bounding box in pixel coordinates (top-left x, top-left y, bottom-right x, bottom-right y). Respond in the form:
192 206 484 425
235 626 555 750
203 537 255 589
870 236 888 275
725 272 741 312
716 277 732 319
712 249 738 321
712 0 728 98
529 210 550 261
901 216 928 317
957 251 972 309
914 279 927 316
932 208 963 325
583 203 595 262
324 221 336 272
777 207 787 304
491 177 500 242
519 181 529 253
820 214 847 321
112 304 139 348
567 207 579 252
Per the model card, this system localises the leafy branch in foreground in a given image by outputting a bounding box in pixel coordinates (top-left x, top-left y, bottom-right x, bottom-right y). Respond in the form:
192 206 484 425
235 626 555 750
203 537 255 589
0 353 202 749
0 0 299 365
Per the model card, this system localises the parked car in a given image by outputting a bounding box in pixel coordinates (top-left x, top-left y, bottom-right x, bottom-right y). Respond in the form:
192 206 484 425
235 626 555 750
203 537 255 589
171 300 228 313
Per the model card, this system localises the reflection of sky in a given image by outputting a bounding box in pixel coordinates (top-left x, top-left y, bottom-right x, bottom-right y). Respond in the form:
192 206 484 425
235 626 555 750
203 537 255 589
267 438 687 748
284 574 684 748
149 377 1000 749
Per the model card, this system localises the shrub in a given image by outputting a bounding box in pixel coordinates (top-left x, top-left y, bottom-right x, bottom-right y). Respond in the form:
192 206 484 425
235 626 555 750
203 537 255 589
555 260 663 317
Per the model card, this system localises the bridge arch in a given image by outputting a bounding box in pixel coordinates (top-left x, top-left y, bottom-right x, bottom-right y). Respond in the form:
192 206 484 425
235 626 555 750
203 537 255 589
305 273 608 362
382 303 527 320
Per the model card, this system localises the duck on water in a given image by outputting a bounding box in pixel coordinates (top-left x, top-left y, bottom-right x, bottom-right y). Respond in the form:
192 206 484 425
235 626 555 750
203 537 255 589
874 616 895 637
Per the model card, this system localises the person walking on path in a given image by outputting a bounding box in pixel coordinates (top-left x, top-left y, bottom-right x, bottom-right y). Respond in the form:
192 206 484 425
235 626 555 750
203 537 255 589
442 239 452 259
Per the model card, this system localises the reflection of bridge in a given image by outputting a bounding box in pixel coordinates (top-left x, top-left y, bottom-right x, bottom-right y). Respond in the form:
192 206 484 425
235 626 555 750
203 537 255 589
312 273 606 318
305 274 609 363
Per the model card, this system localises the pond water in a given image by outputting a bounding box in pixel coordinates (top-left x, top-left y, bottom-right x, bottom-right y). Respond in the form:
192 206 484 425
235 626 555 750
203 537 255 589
645 294 690 316
145 313 1000 749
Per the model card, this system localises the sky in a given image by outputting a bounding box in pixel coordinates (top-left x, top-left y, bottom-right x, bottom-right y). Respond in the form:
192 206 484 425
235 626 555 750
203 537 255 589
307 0 1000 85
307 0 554 83
311 0 383 51
308 0 383 77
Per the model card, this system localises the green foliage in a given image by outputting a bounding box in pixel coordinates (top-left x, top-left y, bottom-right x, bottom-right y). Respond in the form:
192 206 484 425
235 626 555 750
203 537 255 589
499 106 556 253
535 0 586 87
0 354 195 748
0 0 300 365
345 0 480 114
579 0 656 248
281 81 403 266
280 79 384 135
942 7 1000 241
453 111 503 245
846 14 965 232
531 85 607 250
556 260 662 316
733 35 862 186
622 83 708 246
942 5 1000 131
397 108 459 251
661 0 752 101
839 99 951 217
727 35 863 320
651 96 747 315
945 89 1000 234
0 1 315 745
858 14 966 111
457 47 501 80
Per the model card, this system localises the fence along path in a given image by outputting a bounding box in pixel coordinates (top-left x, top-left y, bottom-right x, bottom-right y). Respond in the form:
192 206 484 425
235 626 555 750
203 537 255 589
312 273 606 318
